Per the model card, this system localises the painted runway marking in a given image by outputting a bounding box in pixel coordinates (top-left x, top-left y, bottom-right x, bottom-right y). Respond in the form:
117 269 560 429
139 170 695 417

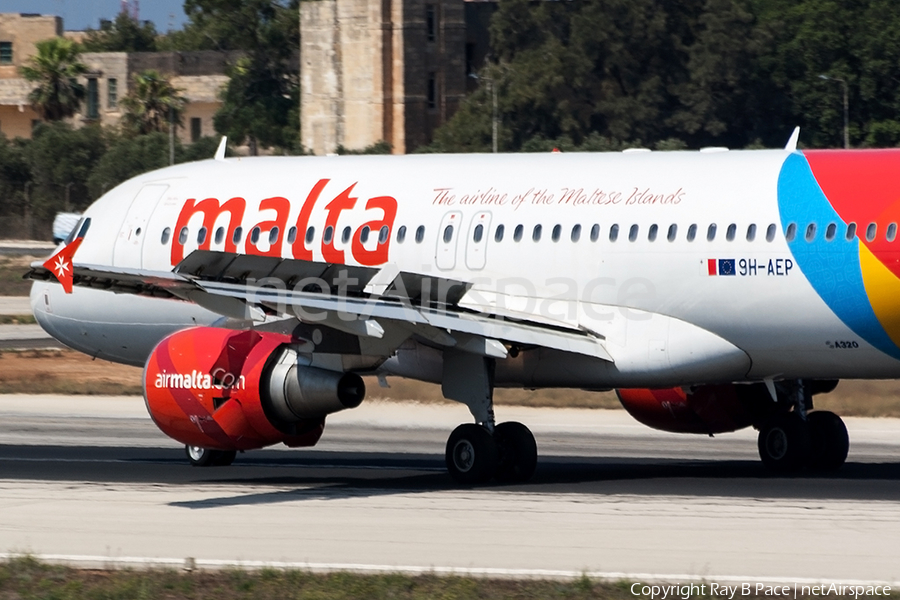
0 553 897 586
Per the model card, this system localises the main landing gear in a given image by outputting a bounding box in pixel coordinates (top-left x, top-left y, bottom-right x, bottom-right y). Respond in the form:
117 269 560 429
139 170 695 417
756 381 849 472
441 349 538 484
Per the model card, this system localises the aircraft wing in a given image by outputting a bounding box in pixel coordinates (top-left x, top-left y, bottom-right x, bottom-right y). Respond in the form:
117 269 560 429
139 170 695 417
26 249 613 362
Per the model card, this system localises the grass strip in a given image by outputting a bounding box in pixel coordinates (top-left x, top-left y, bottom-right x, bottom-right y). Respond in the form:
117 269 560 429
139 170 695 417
0 314 36 325
1 557 896 600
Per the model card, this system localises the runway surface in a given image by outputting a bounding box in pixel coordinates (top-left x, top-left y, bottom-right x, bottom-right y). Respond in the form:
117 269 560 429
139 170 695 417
1 395 899 583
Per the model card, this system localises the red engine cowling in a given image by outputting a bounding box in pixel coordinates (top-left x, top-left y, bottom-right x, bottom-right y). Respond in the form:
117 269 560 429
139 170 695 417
616 385 760 434
144 327 365 451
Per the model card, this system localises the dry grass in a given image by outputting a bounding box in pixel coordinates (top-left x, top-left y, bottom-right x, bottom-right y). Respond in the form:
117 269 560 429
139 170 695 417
1 349 900 417
0 349 144 396
0 255 39 297
0 314 35 325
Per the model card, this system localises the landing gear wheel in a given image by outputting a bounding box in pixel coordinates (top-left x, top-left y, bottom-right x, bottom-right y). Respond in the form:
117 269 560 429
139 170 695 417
758 413 810 472
494 421 537 483
185 445 236 467
445 424 499 484
807 411 849 471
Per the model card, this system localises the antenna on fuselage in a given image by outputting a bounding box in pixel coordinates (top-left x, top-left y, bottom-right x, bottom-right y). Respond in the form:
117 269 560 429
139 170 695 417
784 127 800 152
214 136 228 161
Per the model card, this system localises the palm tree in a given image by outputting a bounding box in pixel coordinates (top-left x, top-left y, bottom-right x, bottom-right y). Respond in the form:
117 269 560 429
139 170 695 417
119 70 187 135
19 38 88 121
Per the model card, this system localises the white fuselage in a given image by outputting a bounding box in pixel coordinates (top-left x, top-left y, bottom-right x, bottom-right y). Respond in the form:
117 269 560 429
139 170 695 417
31 150 900 386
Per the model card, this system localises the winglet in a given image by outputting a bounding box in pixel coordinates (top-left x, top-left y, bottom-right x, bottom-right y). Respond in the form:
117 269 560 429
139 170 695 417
42 236 84 294
784 127 800 151
214 136 228 161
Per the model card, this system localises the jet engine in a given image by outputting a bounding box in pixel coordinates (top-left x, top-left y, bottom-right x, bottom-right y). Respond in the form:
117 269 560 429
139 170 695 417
616 384 766 434
143 327 365 451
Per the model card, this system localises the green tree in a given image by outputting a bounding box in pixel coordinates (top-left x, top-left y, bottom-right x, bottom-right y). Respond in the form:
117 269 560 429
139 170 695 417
19 38 87 122
26 123 106 222
82 11 159 52
88 135 229 198
119 70 187 136
161 0 300 154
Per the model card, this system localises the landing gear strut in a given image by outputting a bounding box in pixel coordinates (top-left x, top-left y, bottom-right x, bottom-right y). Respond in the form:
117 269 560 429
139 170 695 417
185 445 236 467
756 381 849 472
441 349 538 484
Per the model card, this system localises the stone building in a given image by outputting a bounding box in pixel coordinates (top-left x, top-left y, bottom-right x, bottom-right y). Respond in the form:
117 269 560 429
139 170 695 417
301 0 494 155
0 12 231 143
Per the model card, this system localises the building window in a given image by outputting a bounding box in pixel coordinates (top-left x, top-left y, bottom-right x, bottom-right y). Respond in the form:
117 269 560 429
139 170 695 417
426 5 436 42
0 42 12 64
86 78 99 119
191 117 202 142
107 78 117 109
427 72 437 110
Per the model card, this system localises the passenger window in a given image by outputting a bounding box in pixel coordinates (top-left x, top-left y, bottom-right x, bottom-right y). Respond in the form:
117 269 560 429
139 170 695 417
269 227 280 245
379 225 389 244
726 224 736 241
785 223 796 242
866 222 877 242
707 224 717 241
667 224 677 242
214 227 225 244
628 224 639 242
179 227 189 244
495 224 505 242
323 226 333 244
805 223 816 242
233 226 243 244
161 227 171 245
551 224 561 242
590 224 600 242
765 224 776 242
250 227 261 244
197 227 207 244
687 224 697 242
415 225 425 243
648 224 658 242
305 226 315 244
360 226 370 243
442 224 453 243
746 224 756 242
532 224 542 242
397 225 407 243
288 226 297 244
474 224 484 242
571 224 582 242
846 222 857 240
888 223 897 242
342 226 352 244
825 223 836 241
609 224 619 242
514 225 524 242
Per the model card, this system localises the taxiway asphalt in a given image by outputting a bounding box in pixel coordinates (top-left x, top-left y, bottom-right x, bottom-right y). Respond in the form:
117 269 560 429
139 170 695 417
0 396 899 583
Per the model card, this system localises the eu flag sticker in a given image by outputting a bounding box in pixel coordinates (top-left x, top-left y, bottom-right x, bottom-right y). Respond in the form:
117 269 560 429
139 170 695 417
718 259 736 276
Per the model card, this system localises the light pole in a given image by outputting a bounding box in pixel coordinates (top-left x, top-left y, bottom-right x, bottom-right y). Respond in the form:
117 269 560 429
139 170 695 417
818 74 849 149
469 70 498 153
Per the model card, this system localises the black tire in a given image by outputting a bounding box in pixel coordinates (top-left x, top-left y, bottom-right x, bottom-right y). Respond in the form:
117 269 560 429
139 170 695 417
185 445 235 467
445 424 499 484
494 421 538 483
213 450 237 466
757 413 810 472
807 411 849 471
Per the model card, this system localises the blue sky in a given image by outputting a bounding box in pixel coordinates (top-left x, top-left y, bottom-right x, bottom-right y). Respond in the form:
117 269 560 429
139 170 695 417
1 0 188 32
